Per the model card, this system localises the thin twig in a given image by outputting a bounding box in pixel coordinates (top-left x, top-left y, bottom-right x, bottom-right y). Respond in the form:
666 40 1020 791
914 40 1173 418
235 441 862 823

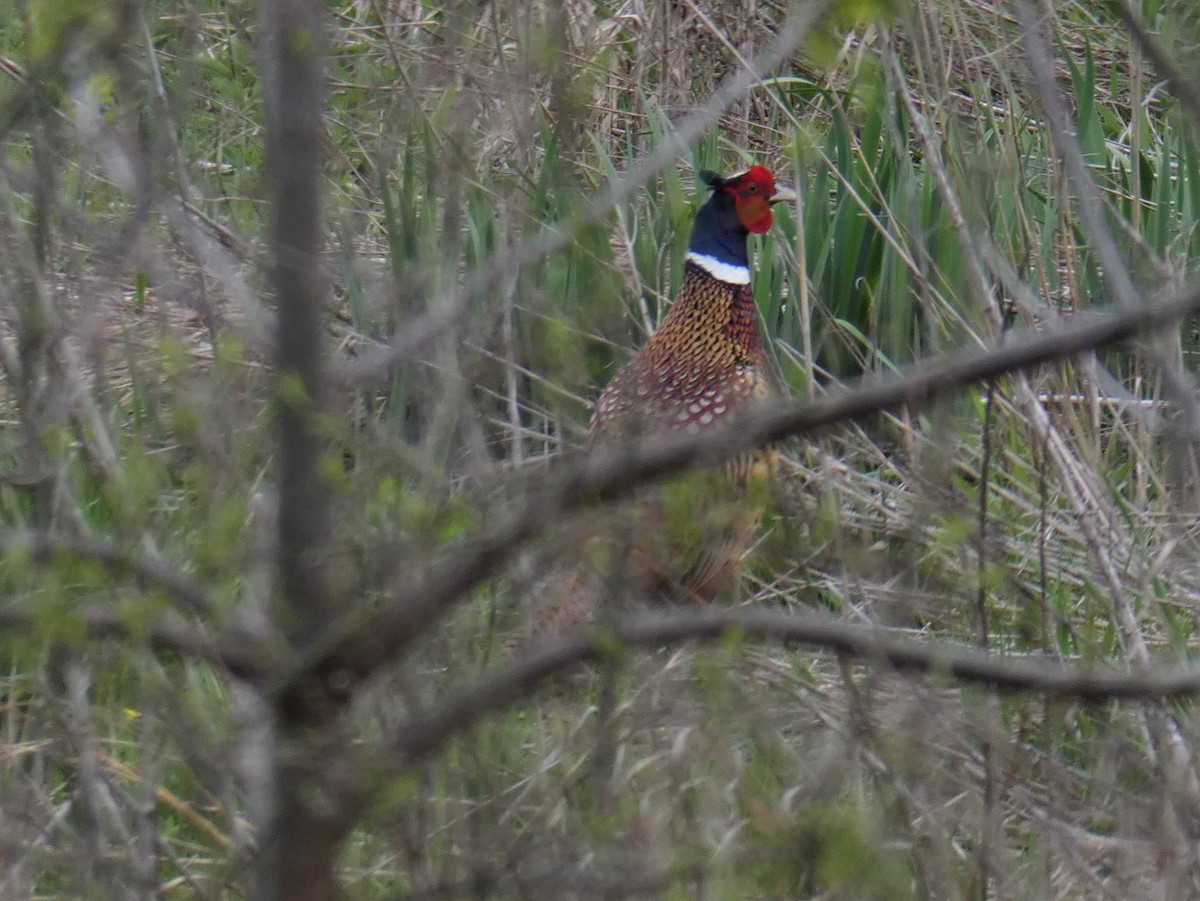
1109 0 1200 131
0 530 213 615
0 604 268 680
1016 0 1200 440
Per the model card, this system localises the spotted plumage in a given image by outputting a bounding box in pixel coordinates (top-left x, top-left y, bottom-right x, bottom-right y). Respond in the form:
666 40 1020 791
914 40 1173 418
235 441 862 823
506 165 793 652
592 263 770 436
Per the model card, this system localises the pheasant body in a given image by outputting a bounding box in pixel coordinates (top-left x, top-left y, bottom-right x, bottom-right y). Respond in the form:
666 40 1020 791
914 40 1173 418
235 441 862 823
593 263 769 438
591 263 777 501
508 166 792 651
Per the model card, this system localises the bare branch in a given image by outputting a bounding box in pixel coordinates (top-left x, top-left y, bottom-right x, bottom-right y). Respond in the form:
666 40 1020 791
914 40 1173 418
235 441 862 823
371 605 1200 780
283 275 1200 698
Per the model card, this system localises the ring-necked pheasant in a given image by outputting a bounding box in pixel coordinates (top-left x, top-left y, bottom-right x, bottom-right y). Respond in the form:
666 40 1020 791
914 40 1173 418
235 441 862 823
508 165 794 652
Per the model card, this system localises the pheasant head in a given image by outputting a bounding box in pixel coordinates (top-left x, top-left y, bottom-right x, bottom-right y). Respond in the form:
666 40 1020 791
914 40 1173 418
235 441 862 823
685 166 796 284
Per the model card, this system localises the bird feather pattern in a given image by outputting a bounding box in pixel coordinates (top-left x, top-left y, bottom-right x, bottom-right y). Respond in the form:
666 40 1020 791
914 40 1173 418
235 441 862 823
505 165 791 653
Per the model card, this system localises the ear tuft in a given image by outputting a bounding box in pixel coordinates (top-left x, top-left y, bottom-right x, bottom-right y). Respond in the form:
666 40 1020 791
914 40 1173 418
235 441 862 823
699 170 725 190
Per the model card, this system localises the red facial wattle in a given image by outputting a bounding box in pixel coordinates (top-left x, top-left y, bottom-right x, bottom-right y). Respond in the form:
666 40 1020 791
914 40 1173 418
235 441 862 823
727 165 780 234
738 196 774 234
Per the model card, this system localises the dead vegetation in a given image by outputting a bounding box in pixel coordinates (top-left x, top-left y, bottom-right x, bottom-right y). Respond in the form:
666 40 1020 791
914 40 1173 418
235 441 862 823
3 0 1200 897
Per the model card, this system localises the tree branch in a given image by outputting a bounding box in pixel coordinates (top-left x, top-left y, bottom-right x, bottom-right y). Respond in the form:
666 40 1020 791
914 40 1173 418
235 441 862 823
259 0 344 895
282 275 1200 699
267 0 336 658
379 606 1200 777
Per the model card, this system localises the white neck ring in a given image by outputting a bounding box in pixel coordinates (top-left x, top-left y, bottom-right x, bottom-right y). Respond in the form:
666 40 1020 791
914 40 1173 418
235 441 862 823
686 251 750 285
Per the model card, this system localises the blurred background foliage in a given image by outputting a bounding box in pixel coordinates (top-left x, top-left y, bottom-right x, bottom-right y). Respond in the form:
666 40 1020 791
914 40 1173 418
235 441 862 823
3 0 1200 896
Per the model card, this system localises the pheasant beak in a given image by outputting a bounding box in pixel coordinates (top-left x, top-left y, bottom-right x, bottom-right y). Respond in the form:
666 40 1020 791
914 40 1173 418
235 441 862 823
768 184 797 205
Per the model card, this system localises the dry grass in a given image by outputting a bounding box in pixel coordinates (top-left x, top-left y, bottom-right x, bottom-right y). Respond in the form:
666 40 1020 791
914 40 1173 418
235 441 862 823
3 0 1200 897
